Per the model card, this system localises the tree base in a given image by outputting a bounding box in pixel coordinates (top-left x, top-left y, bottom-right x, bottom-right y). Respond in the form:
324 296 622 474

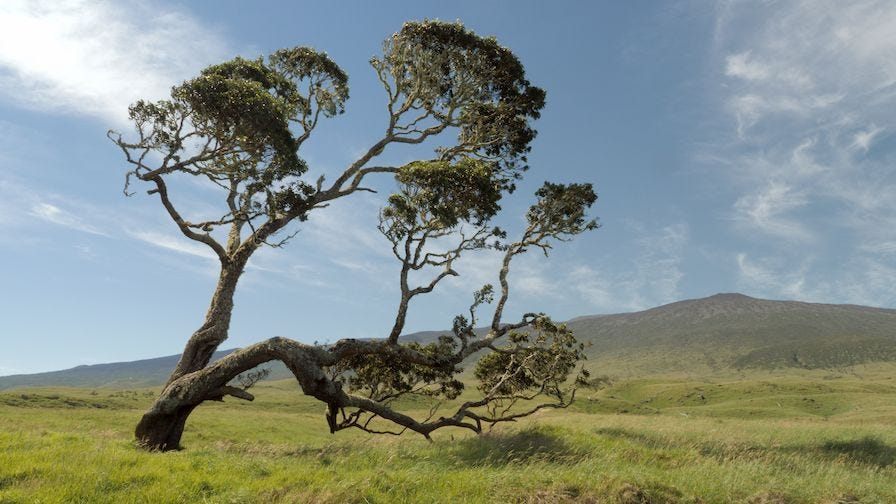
135 405 197 451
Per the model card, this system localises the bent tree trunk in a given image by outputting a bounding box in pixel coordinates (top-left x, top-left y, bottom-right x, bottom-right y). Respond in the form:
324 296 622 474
135 404 198 451
135 263 244 450
133 335 341 451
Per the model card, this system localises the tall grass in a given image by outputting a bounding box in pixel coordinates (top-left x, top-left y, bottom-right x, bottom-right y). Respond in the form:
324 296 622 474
1 372 895 503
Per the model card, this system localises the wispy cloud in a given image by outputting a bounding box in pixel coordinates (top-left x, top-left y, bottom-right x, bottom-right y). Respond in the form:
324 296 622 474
127 229 217 261
29 202 109 236
301 195 396 279
0 0 229 125
851 125 885 152
735 253 808 300
725 51 771 81
735 251 896 308
704 0 896 307
732 181 812 242
569 222 689 313
0 176 113 238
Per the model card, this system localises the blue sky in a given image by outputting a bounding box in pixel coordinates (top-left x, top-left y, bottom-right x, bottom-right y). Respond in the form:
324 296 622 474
1 1 894 375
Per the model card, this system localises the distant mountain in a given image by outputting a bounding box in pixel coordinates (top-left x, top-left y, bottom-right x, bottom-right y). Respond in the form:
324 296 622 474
0 350 236 390
566 293 896 375
3 293 896 389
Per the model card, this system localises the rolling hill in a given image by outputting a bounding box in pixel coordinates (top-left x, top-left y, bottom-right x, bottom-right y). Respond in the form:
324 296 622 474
3 293 895 389
0 350 235 390
566 293 896 375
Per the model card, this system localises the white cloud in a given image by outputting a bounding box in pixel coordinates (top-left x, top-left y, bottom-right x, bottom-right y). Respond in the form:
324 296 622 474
0 364 19 376
851 125 885 152
704 0 896 308
127 229 217 261
29 202 109 236
330 257 377 273
715 1 896 138
735 253 807 300
569 222 688 313
302 195 392 261
0 176 114 237
725 51 770 81
859 241 896 256
732 181 812 241
736 251 896 308
513 266 557 298
0 0 229 125
568 264 635 312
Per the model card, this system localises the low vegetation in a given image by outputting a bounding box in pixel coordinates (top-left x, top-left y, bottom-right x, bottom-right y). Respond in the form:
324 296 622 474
3 366 895 503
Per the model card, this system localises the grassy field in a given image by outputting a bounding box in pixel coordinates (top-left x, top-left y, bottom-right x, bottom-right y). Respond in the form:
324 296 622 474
2 367 895 503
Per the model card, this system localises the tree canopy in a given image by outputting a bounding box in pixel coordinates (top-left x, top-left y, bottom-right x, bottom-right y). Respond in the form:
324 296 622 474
110 20 598 451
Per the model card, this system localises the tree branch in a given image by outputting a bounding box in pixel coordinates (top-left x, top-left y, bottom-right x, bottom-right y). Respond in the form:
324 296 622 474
147 175 229 263
206 386 255 402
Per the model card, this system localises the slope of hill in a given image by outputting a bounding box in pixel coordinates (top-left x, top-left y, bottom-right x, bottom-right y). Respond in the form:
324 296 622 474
0 350 236 390
567 293 896 375
3 293 895 389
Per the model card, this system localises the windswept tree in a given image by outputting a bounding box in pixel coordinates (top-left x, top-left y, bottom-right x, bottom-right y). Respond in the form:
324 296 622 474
111 21 598 451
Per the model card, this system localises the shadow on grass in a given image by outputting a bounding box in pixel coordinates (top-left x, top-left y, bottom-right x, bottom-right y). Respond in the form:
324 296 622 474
597 426 896 469
820 436 896 467
449 426 585 466
0 468 42 490
596 427 664 446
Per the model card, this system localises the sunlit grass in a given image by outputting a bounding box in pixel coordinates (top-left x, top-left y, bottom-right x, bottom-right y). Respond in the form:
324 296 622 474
1 372 895 503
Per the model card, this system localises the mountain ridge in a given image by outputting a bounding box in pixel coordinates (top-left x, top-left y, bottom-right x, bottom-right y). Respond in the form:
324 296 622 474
3 293 896 389
565 293 896 374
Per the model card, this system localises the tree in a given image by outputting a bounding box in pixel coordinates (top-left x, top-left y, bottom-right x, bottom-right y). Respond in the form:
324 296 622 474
110 20 598 451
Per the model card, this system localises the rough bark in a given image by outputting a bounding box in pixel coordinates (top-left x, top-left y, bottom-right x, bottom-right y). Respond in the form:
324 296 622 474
133 308 555 450
135 337 326 450
166 264 244 386
136 260 247 449
134 404 198 451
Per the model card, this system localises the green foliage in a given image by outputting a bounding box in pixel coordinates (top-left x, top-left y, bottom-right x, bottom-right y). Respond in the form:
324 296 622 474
267 47 349 118
131 56 298 174
373 20 546 184
178 56 301 171
474 317 587 397
527 182 599 238
381 158 503 241
334 337 465 401
112 18 556 258
122 47 350 219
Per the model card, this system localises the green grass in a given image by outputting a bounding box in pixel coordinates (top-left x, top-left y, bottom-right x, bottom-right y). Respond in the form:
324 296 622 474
2 371 895 503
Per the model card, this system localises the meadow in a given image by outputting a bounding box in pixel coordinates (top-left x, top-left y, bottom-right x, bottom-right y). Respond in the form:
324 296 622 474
2 366 895 503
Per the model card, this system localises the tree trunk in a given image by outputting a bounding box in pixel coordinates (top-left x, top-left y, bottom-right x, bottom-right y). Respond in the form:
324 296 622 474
134 404 198 451
136 260 246 450
167 264 244 385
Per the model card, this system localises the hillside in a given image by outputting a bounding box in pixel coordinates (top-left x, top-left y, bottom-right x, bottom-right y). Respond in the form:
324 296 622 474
3 293 896 389
567 293 896 375
0 350 235 390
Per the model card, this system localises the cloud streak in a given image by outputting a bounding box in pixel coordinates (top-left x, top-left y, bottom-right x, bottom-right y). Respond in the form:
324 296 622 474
29 202 109 236
732 181 812 242
708 0 896 306
569 222 689 313
735 253 808 301
0 175 114 238
127 230 218 261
